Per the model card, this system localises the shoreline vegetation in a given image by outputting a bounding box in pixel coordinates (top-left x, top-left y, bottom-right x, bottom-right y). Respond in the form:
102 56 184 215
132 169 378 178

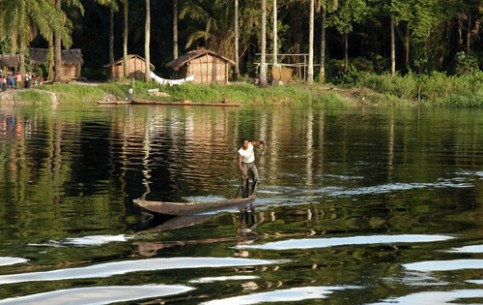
1 71 482 108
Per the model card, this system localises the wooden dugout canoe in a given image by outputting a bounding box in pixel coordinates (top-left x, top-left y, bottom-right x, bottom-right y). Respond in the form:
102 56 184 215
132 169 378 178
133 193 256 216
131 97 241 107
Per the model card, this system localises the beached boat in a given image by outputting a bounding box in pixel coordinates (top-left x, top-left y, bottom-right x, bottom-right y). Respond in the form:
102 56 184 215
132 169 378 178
133 193 256 216
131 97 241 107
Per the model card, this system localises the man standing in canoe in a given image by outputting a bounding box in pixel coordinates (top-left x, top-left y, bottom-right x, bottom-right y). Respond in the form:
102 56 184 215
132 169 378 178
238 138 265 197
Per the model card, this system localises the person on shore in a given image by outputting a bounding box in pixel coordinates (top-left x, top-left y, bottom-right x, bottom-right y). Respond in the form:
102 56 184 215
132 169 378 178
14 72 22 89
8 73 15 89
0 77 6 92
237 138 265 197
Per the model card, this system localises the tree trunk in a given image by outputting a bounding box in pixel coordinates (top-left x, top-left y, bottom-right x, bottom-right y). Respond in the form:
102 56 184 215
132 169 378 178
19 39 25 86
273 0 277 65
123 0 129 78
234 0 240 79
390 13 396 76
259 0 268 86
307 0 314 84
48 34 55 82
319 3 326 82
109 5 115 63
173 0 178 59
466 12 471 53
405 22 410 72
145 0 151 82
54 0 62 83
344 32 348 70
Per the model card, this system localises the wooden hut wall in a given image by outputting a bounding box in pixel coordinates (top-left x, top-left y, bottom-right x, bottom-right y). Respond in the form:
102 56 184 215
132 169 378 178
181 54 229 84
60 64 81 81
108 57 149 80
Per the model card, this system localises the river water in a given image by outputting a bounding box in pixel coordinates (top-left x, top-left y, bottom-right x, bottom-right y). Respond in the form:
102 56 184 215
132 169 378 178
0 101 481 305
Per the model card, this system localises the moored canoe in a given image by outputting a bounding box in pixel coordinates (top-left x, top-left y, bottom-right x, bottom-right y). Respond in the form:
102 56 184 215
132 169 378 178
131 97 241 107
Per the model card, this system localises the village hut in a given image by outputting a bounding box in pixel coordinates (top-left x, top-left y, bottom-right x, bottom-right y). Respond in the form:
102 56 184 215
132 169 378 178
29 48 83 82
104 55 155 80
0 54 20 74
166 50 235 84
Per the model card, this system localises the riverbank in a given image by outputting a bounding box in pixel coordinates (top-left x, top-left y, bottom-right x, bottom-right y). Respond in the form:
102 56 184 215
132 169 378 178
1 71 482 107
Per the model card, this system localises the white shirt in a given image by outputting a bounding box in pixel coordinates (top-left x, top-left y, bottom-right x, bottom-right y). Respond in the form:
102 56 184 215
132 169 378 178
238 143 255 163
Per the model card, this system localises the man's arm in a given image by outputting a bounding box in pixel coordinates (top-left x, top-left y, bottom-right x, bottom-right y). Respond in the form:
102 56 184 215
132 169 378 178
251 140 266 150
238 153 249 179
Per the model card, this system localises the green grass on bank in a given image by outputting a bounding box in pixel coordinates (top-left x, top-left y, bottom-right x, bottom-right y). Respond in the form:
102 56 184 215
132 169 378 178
344 71 483 107
117 81 348 107
13 71 483 108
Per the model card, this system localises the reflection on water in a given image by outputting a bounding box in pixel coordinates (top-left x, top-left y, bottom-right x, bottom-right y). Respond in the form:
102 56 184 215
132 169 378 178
448 244 483 253
200 286 360 305
236 234 454 250
0 258 28 267
0 285 194 305
0 105 482 304
368 289 483 305
0 257 282 285
403 259 483 272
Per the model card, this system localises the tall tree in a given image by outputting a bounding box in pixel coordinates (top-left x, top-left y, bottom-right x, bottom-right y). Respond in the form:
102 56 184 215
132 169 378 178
53 0 83 83
234 0 240 79
330 0 368 69
370 0 412 75
97 0 119 64
173 0 179 59
54 0 63 82
273 0 278 66
307 0 315 83
123 0 129 77
145 0 151 81
319 1 328 82
259 0 268 86
0 0 71 78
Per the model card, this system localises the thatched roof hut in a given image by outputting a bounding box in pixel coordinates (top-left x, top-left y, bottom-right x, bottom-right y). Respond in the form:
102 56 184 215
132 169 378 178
166 50 235 84
104 55 155 80
0 54 20 71
29 48 83 81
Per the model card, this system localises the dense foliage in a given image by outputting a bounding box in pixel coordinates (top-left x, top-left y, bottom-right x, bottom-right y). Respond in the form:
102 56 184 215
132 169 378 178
0 0 482 80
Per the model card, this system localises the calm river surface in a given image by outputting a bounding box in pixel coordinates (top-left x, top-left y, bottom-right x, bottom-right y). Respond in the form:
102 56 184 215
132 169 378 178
0 101 482 305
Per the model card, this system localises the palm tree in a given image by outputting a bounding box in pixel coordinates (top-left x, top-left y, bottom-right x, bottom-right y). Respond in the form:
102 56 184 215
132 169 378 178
145 0 151 81
259 0 268 86
97 0 119 64
53 0 83 83
0 0 71 78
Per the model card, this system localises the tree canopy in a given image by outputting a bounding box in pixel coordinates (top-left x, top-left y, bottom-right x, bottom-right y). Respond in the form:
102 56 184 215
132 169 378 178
0 0 481 80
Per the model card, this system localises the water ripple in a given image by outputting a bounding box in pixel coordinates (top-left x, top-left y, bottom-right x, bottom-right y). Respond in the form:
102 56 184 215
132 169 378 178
236 234 453 250
403 259 483 272
200 286 360 305
447 245 483 253
189 275 259 284
0 257 283 285
368 289 483 305
0 284 193 305
0 257 28 267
